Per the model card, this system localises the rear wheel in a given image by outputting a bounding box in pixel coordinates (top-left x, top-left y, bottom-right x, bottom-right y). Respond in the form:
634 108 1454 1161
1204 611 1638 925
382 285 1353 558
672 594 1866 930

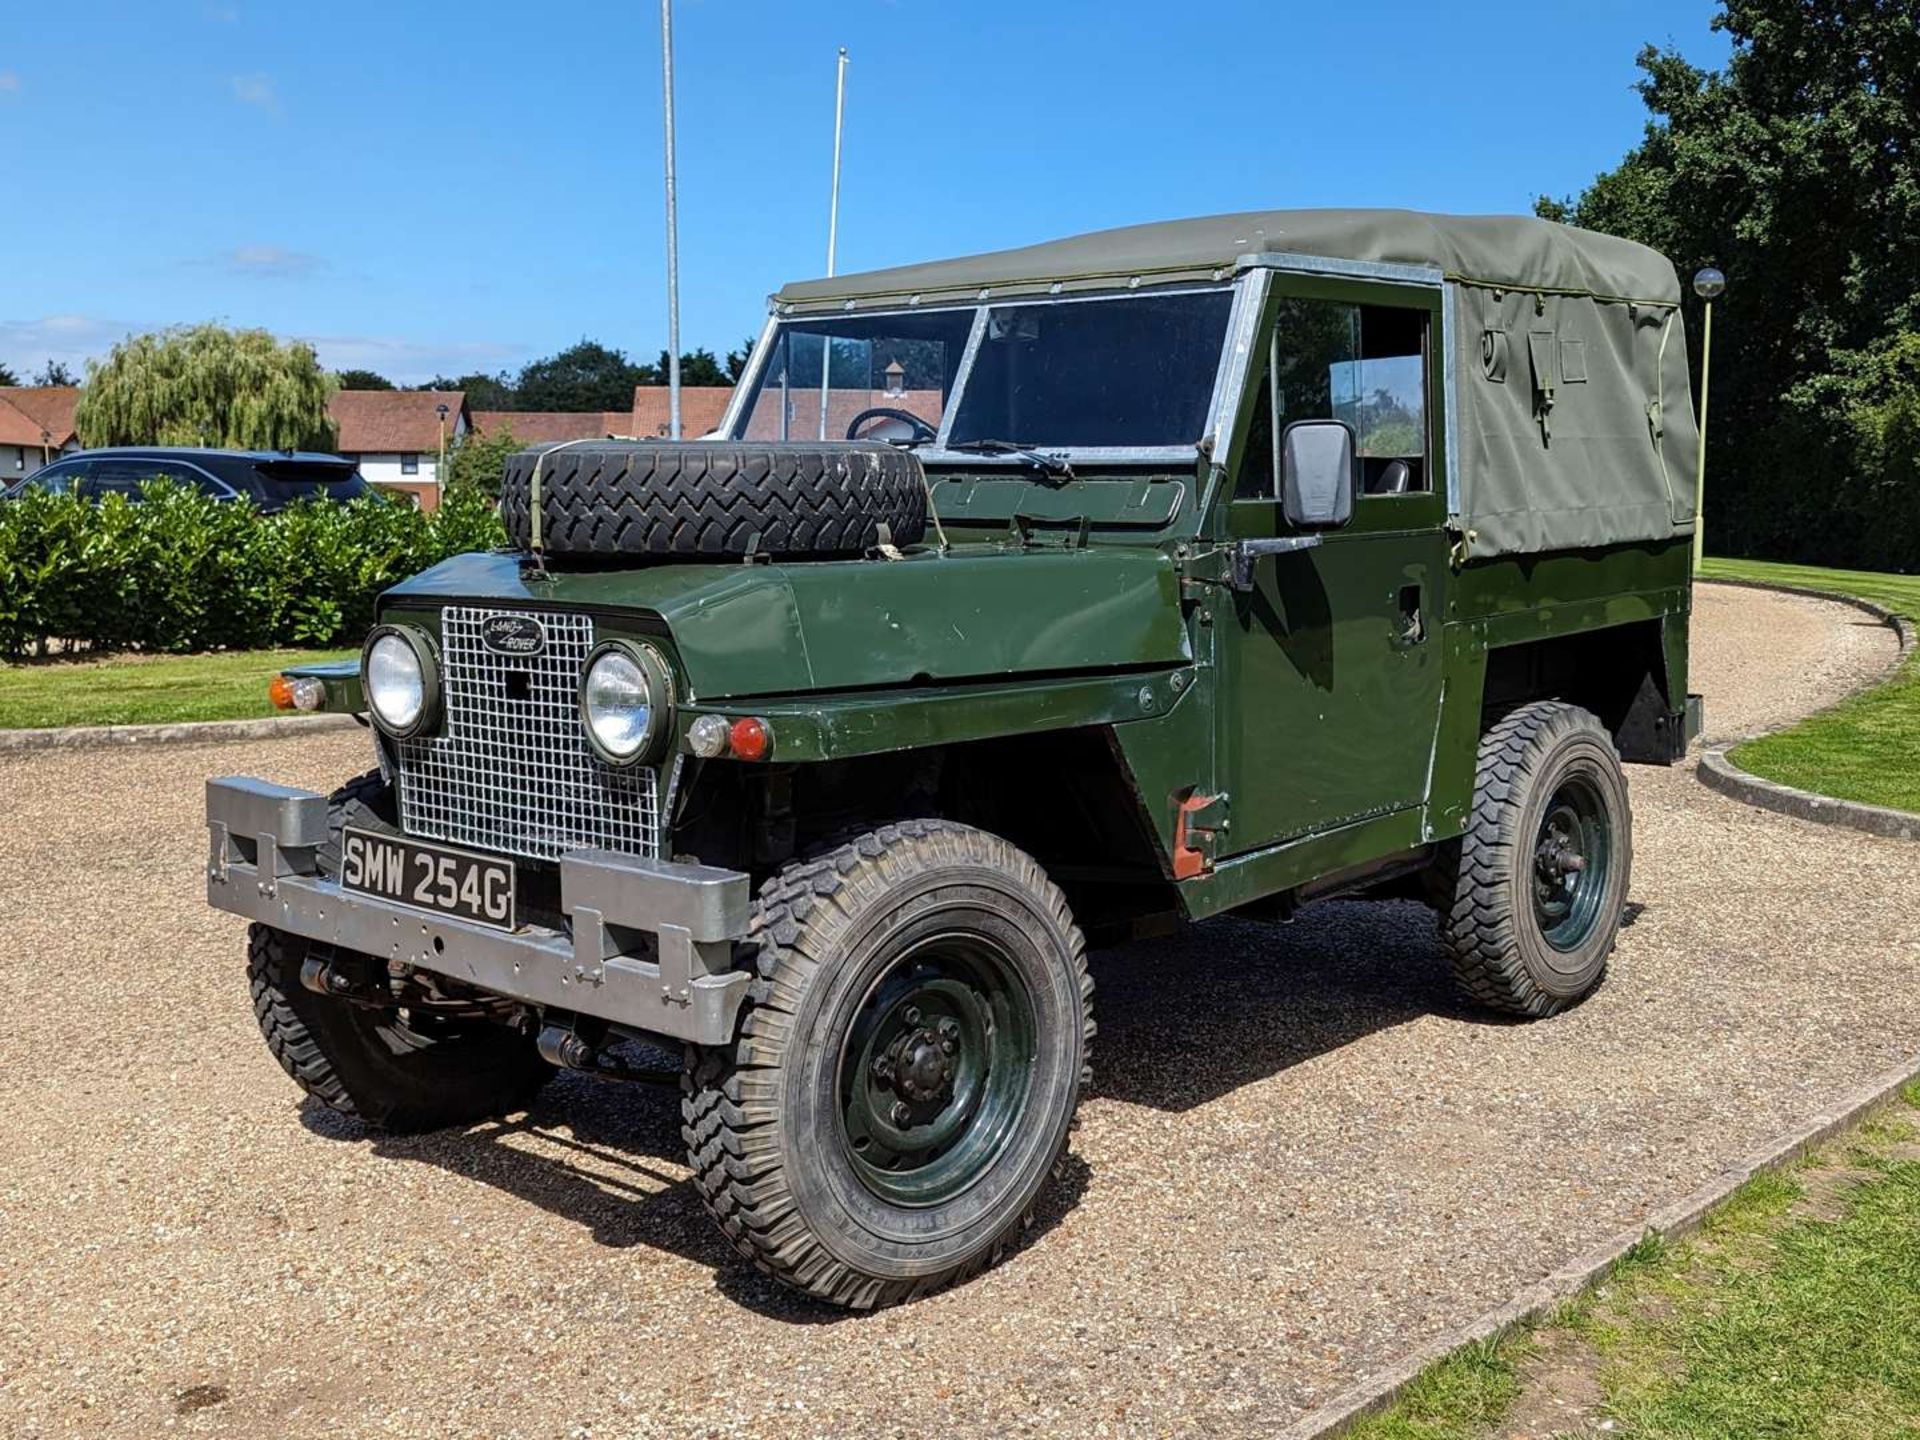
245 772 551 1132
1435 702 1632 1017
682 820 1093 1308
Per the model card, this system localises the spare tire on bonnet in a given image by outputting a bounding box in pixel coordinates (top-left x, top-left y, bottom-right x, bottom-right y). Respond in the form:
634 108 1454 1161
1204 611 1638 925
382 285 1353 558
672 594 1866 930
498 440 928 560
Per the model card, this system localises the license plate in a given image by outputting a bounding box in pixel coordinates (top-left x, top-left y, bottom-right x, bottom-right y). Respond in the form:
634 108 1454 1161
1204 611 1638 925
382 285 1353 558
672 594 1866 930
339 828 516 931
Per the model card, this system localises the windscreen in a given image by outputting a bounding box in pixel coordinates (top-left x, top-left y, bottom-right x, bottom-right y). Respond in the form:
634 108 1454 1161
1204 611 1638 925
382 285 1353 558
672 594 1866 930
253 461 372 503
734 310 974 443
946 290 1233 449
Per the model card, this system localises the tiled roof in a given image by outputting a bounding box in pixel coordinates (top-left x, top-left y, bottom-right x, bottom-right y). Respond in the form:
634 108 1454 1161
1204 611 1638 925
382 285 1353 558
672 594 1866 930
736 388 943 442
629 386 735 438
0 387 81 448
471 410 633 444
328 390 466 453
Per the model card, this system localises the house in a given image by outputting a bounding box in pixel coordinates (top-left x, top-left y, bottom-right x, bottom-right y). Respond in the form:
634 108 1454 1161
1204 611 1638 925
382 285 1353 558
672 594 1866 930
470 410 634 445
731 384 943 442
468 387 736 449
327 390 469 510
0 387 82 481
630 386 735 438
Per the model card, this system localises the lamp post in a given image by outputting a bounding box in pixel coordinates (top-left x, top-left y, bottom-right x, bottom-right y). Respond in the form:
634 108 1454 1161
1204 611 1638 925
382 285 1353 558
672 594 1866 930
1691 266 1726 571
38 428 50 467
435 401 450 495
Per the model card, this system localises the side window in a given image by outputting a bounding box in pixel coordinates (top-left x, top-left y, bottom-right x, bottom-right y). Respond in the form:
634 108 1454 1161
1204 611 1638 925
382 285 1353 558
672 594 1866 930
176 466 238 499
84 460 166 498
400 453 420 475
1233 355 1278 499
1339 305 1428 494
25 459 89 494
1234 297 1430 500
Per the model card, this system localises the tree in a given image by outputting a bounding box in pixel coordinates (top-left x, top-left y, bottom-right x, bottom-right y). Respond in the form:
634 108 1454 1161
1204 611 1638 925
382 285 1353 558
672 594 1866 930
514 339 651 412
414 340 745 415
445 424 524 500
726 336 756 383
655 347 730 387
0 362 18 387
334 368 395 391
1544 1 1920 567
74 324 337 451
32 360 77 386
420 371 516 410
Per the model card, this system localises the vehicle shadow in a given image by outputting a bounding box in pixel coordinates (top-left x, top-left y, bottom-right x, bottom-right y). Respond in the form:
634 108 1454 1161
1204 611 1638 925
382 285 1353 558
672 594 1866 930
298 1051 1090 1324
294 896 1463 1312
1088 899 1470 1112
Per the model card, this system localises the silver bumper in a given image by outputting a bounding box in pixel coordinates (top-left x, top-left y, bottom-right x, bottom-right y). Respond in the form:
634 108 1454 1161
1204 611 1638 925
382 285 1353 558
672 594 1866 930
204 776 752 1045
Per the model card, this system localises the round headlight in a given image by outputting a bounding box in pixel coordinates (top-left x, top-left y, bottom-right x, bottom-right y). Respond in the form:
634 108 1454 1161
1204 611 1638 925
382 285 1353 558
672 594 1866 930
363 627 436 737
581 642 671 765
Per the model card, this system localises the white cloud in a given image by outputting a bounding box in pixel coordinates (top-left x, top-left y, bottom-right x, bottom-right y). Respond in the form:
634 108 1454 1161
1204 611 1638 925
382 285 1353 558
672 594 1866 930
0 316 131 377
230 72 278 113
0 71 21 96
221 245 325 279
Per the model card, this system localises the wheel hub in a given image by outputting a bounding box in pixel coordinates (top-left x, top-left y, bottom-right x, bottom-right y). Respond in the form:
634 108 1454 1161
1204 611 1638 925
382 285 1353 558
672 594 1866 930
1534 831 1587 881
1530 780 1612 953
878 1024 957 1104
839 943 1038 1208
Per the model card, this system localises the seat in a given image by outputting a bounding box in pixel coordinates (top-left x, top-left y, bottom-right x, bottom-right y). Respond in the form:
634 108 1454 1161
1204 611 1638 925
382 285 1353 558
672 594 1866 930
1371 459 1413 495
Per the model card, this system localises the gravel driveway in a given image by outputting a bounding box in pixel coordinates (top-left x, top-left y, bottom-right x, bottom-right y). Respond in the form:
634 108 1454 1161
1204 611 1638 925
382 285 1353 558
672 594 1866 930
2 583 1914 1439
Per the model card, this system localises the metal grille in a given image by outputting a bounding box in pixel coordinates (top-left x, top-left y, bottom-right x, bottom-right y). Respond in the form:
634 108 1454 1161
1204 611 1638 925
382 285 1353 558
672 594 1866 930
396 607 661 862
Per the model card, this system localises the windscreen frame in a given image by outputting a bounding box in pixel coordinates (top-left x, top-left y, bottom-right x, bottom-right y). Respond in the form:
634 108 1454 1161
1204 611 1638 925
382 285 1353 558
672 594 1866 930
723 278 1257 466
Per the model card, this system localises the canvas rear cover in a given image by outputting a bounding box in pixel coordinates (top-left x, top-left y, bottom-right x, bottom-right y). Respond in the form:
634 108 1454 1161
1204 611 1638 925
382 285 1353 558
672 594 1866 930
1449 278 1698 559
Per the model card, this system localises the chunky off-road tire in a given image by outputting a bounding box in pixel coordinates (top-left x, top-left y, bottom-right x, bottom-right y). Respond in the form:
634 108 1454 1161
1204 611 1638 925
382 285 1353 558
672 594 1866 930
245 772 551 1132
682 820 1094 1308
1434 702 1633 1018
498 440 928 559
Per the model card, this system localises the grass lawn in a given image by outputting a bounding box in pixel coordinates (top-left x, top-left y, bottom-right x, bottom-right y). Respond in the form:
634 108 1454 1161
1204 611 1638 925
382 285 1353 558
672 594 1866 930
1700 557 1920 815
1349 1084 1920 1439
0 648 354 729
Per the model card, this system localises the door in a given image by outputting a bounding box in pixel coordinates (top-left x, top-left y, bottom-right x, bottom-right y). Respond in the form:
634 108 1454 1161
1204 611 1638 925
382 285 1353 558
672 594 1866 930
1214 279 1448 855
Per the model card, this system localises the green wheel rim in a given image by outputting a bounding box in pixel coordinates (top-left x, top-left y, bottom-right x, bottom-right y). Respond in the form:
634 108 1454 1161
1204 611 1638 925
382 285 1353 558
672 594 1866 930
1531 773 1612 952
837 932 1037 1208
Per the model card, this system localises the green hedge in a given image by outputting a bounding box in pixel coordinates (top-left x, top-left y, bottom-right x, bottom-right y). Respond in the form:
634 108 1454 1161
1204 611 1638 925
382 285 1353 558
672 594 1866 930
0 482 505 658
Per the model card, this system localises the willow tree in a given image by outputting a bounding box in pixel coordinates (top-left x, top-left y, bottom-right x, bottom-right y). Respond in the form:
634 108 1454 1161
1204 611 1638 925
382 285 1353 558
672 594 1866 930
75 324 338 451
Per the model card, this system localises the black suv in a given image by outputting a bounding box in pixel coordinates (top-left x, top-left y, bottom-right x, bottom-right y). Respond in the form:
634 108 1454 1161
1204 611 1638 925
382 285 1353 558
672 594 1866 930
5 448 375 512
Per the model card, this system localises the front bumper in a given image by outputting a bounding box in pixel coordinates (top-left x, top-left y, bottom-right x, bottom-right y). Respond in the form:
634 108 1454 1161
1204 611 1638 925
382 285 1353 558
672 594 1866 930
204 776 752 1044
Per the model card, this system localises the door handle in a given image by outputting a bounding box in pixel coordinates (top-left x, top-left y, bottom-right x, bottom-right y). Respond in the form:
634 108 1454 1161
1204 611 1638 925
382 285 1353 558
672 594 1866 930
1395 584 1426 647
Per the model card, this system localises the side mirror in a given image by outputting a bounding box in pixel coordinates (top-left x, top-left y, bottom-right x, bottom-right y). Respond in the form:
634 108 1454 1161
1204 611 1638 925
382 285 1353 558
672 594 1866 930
1228 419 1357 591
1280 419 1357 532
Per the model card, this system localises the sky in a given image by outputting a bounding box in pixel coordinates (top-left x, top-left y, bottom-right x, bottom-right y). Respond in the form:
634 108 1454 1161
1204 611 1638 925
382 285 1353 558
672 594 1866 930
0 1 1729 387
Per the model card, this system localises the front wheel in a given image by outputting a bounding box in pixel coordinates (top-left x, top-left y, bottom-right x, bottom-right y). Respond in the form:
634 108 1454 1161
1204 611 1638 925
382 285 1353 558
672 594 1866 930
682 820 1093 1308
1434 701 1633 1017
245 771 552 1132
248 926 553 1131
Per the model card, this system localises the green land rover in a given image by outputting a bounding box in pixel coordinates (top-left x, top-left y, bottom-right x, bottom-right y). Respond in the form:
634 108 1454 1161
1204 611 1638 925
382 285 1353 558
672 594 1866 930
207 209 1703 1307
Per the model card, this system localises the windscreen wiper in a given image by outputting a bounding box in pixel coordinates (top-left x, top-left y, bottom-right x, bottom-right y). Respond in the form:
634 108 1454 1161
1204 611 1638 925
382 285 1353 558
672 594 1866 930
946 438 1075 481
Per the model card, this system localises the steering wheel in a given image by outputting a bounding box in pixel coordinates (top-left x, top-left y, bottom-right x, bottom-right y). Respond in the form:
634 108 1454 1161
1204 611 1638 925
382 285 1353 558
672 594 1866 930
845 407 938 445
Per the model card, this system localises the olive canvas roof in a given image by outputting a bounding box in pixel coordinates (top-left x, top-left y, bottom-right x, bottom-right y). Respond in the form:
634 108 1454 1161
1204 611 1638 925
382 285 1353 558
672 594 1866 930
776 209 1681 308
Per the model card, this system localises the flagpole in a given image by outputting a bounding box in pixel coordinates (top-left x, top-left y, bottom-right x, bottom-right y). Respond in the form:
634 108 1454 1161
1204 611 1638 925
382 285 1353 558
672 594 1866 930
661 0 683 440
817 47 848 440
